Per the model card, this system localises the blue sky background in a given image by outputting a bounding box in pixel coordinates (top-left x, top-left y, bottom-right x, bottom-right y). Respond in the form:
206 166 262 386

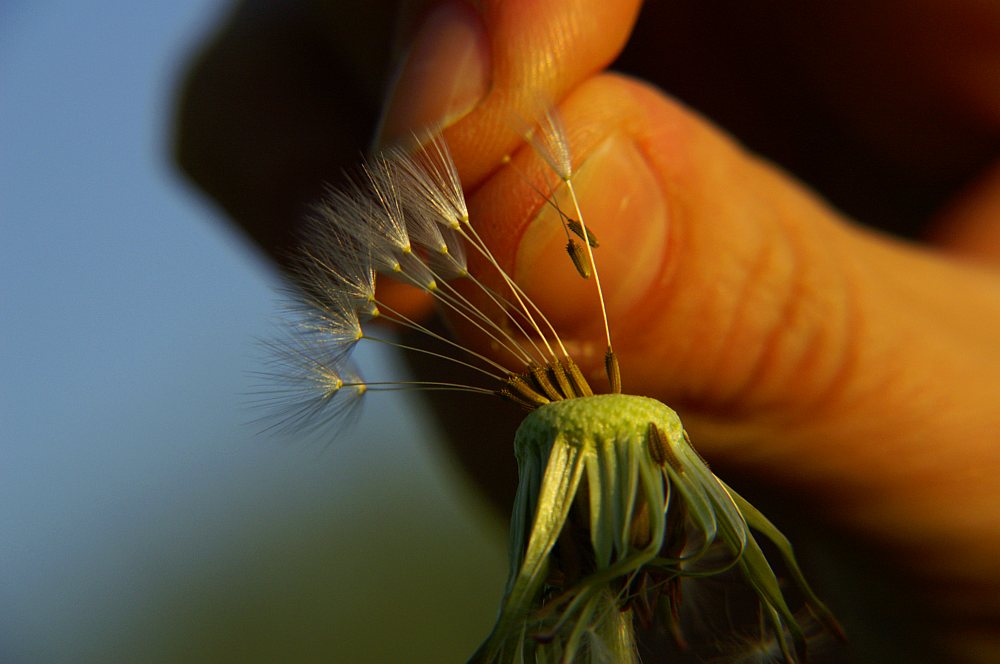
1 2 504 661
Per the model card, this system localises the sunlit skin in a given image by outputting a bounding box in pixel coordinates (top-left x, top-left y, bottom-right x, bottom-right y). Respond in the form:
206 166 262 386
175 1 1000 659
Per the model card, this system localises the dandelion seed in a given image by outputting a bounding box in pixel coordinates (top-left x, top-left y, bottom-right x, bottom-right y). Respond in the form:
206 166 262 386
566 219 599 247
265 111 844 663
292 221 377 312
253 337 366 434
566 238 592 279
289 291 364 359
521 106 573 181
390 133 469 228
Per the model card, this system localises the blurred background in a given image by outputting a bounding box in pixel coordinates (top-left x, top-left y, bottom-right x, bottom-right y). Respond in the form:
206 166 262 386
0 2 506 662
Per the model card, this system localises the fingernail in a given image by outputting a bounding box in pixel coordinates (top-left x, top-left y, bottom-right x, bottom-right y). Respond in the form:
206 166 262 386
514 134 669 332
373 1 490 150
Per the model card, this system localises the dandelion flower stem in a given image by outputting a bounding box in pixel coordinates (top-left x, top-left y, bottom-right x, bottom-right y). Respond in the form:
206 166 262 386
371 301 511 376
565 179 612 353
361 381 496 395
462 222 570 362
360 334 504 381
428 276 540 365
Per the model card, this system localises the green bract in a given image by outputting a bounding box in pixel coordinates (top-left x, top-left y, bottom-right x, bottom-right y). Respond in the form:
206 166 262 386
471 395 841 663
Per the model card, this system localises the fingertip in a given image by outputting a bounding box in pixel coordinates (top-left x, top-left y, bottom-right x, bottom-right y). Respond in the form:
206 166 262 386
441 0 643 184
464 74 702 371
374 0 491 151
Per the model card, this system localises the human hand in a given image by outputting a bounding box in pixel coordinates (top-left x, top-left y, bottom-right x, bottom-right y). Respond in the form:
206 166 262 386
174 1 1000 660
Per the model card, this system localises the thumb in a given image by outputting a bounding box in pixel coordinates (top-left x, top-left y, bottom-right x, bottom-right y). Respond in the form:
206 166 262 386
468 73 1000 524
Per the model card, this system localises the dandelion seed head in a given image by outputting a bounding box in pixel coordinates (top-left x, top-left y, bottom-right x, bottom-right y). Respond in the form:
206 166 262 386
266 109 842 664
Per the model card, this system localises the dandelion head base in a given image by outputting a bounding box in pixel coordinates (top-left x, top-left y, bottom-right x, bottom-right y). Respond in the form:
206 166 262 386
472 394 843 663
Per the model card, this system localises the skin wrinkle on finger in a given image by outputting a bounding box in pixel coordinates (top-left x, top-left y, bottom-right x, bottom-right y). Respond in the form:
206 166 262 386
708 196 1000 495
745 241 1000 617
580 78 867 430
723 162 862 421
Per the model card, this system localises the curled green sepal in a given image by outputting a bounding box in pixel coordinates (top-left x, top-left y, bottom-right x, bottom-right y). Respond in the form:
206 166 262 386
469 394 842 664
